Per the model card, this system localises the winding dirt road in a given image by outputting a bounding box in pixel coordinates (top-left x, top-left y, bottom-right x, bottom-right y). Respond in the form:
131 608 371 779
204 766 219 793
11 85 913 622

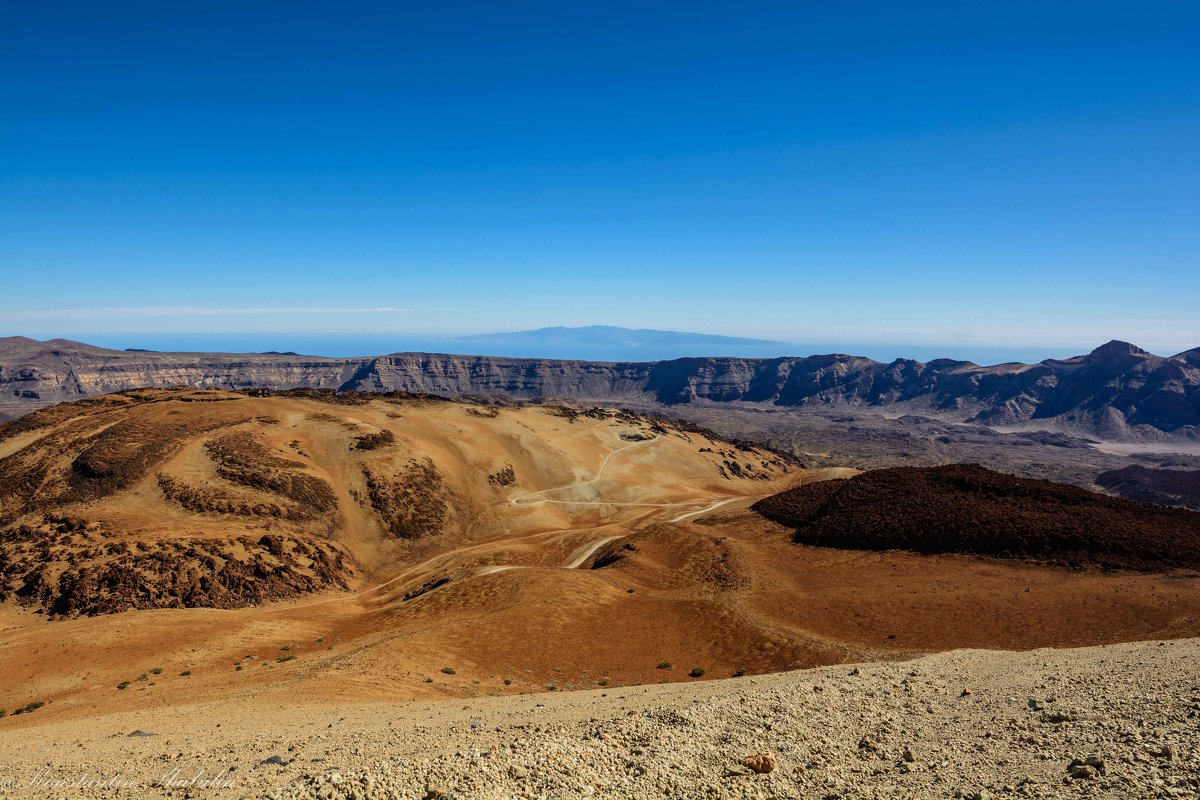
275 432 752 612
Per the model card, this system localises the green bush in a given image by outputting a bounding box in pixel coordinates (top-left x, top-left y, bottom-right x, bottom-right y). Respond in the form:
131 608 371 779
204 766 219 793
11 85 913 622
688 667 705 678
440 666 456 675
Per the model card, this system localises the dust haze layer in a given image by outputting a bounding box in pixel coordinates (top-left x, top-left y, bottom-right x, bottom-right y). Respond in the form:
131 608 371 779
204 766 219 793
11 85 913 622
2 337 1198 442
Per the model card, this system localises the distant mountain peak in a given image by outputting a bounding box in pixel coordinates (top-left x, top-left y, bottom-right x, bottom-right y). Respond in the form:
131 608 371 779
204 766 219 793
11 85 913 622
1175 346 1200 368
1087 340 1152 370
1090 339 1145 356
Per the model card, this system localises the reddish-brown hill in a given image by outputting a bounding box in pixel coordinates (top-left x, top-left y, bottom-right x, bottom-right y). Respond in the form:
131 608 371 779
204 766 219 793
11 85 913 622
753 464 1200 571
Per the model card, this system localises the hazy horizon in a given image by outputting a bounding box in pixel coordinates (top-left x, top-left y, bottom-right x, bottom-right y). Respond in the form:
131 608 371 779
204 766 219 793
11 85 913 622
6 328 1190 366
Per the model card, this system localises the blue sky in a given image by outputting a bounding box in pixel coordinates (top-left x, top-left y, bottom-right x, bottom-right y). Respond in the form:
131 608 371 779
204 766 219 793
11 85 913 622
2 0 1198 357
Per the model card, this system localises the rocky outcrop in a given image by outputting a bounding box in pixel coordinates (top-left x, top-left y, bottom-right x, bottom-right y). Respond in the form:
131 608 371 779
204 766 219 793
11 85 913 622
2 337 1197 440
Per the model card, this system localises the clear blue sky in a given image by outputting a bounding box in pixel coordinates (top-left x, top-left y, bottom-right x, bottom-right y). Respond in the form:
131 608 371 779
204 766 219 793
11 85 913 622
2 1 1198 356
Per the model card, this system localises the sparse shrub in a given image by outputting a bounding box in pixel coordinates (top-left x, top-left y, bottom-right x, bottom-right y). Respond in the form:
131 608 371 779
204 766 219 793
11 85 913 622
137 674 148 681
12 701 44 715
732 669 746 677
656 662 673 670
598 678 610 686
235 665 243 671
276 655 296 663
440 666 456 675
205 432 338 513
351 429 395 451
689 667 705 678
363 460 449 539
117 681 130 690
487 464 516 486
280 645 291 651
180 671 191 676
149 667 163 675
503 678 512 686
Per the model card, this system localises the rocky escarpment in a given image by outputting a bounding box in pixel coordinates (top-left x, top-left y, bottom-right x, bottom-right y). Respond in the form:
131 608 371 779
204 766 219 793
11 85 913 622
2 337 1197 441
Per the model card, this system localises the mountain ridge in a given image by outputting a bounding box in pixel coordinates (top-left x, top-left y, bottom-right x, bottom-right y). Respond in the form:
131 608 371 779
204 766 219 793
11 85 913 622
1 337 1197 441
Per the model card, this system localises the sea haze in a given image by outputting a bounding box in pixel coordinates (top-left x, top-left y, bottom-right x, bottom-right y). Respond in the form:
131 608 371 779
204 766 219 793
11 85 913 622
66 329 1111 365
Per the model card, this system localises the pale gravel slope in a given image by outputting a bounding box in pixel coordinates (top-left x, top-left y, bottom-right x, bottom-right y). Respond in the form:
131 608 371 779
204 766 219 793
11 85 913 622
1 639 1197 799
266 639 1200 800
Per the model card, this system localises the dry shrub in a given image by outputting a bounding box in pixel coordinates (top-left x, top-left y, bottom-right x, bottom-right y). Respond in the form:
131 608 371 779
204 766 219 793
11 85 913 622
363 458 450 539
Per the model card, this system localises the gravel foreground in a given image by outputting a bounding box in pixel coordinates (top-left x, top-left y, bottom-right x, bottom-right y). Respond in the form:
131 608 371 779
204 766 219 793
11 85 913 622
2 639 1198 799
263 640 1200 800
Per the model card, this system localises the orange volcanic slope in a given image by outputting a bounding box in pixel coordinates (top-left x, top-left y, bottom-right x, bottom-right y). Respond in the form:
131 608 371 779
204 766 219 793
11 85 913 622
1 388 1199 730
0 388 797 616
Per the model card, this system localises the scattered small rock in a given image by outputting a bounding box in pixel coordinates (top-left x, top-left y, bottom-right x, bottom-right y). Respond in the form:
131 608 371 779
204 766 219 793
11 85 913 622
1146 743 1178 760
1067 763 1099 780
740 752 776 774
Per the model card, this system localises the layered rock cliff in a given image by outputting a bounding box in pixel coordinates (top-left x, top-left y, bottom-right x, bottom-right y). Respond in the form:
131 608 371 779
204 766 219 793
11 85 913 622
2 336 1197 440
